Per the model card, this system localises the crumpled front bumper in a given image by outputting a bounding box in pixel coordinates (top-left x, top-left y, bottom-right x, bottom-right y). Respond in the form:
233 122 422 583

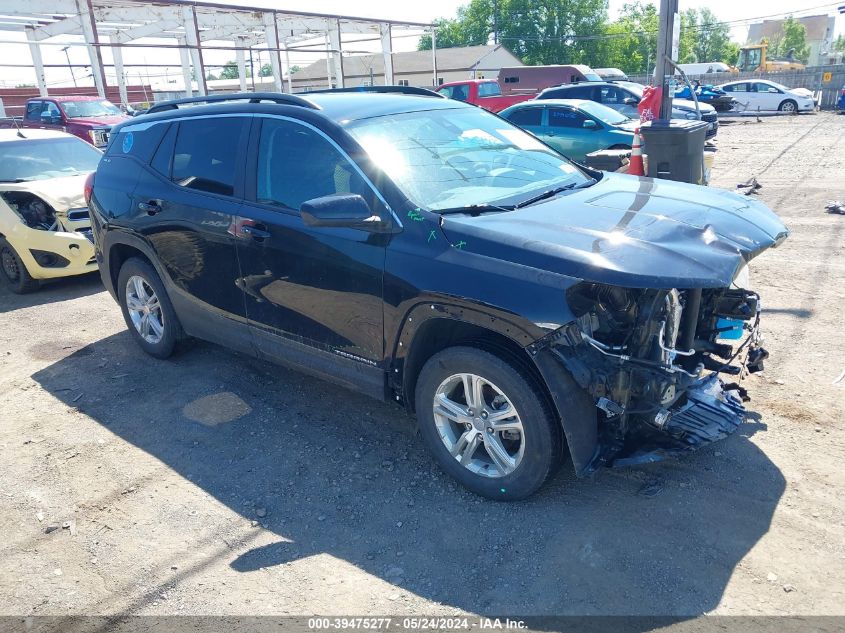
607 373 746 468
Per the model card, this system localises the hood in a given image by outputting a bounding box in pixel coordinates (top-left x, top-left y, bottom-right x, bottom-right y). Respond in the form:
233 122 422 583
789 88 814 100
439 173 789 289
673 98 715 114
66 115 126 128
2 174 88 212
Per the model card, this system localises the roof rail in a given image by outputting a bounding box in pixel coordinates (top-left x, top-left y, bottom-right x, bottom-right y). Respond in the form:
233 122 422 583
147 92 319 114
304 86 446 98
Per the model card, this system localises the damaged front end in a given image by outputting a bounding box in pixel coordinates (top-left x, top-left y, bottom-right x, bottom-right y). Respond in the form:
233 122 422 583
540 282 767 473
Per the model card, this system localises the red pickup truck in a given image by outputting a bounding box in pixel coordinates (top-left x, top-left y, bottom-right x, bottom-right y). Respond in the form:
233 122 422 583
1 96 127 149
436 79 533 113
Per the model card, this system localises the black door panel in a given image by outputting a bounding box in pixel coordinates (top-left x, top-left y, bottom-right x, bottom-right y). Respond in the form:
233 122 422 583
129 116 250 324
236 116 388 364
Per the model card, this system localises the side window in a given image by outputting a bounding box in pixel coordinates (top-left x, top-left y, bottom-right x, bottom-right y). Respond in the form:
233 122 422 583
503 76 519 84
477 82 501 97
762 83 780 93
397 79 409 87
567 86 592 99
451 84 469 101
25 101 41 121
171 117 248 196
505 108 542 127
150 123 177 176
599 86 623 104
548 108 586 128
437 86 453 98
110 122 169 162
43 102 61 118
256 118 373 212
721 84 734 92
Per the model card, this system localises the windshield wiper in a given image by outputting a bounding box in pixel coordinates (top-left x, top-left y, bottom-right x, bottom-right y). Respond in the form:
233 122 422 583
437 203 515 216
514 178 597 209
0 178 33 183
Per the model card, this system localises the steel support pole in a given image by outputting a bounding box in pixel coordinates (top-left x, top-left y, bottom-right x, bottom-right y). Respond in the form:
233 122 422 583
111 36 128 106
235 37 247 92
380 23 393 85
262 12 283 93
655 0 679 119
329 19 344 89
80 0 107 97
178 36 193 97
25 26 47 96
182 6 206 96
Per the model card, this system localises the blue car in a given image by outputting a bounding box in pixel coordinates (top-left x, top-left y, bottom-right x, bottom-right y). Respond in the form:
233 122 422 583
499 99 638 162
838 86 845 112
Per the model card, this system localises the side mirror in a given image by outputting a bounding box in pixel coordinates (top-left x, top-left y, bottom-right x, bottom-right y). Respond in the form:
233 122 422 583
300 193 388 231
583 119 598 129
622 97 639 106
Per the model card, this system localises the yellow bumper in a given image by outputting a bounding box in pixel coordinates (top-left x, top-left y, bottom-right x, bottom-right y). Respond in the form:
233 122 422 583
6 224 97 280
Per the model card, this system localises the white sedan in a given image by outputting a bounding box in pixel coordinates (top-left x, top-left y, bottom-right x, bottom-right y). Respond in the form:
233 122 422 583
717 79 815 113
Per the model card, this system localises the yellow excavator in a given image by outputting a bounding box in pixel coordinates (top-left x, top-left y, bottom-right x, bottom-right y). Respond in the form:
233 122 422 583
736 40 806 72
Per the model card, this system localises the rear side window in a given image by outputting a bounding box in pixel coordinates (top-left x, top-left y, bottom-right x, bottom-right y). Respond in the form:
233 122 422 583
256 118 372 211
150 123 177 177
505 108 542 126
109 122 169 163
171 117 248 196
477 82 501 97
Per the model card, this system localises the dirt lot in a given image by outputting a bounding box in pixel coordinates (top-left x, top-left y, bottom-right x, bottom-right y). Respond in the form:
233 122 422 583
1 112 844 618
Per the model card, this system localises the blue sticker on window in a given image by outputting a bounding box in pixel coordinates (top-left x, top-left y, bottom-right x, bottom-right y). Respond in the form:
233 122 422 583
122 132 134 153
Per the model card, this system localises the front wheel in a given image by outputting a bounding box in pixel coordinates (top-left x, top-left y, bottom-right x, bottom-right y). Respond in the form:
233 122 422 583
779 99 797 113
415 346 561 500
117 257 182 359
0 238 39 294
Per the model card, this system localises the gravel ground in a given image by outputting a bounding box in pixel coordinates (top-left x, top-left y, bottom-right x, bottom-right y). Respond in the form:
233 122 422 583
1 112 843 618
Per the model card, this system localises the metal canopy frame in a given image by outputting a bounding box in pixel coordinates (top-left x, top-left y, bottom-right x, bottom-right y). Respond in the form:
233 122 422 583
0 0 435 103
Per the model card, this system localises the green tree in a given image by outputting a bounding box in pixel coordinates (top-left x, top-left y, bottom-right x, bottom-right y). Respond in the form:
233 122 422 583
767 16 810 63
687 8 732 63
219 60 250 80
418 0 609 66
600 1 659 75
834 34 845 52
288 64 302 75
259 63 273 77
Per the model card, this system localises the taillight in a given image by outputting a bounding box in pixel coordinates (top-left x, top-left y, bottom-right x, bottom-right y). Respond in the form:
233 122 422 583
84 172 95 205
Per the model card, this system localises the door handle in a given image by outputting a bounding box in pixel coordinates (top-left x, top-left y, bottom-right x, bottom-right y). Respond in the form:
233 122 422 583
241 224 271 240
138 201 162 215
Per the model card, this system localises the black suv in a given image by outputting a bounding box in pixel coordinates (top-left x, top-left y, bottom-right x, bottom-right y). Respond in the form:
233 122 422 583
88 90 787 499
536 81 720 138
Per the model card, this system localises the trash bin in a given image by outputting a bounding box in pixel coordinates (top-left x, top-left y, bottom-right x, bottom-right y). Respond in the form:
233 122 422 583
639 119 708 185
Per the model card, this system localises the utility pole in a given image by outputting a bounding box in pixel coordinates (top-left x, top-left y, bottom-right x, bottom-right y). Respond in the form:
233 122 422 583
62 46 77 87
654 0 680 119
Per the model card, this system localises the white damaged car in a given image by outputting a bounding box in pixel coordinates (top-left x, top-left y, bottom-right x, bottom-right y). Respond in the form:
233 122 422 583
0 129 101 293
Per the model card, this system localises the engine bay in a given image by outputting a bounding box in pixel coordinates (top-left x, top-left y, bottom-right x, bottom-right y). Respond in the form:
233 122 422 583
1 191 59 231
545 282 768 470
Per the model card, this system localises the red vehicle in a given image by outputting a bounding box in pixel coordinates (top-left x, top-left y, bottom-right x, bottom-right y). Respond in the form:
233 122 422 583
437 65 603 113
436 79 534 112
2 96 127 149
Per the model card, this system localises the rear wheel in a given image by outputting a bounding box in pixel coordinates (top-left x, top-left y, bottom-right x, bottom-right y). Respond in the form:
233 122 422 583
117 257 182 358
415 346 561 500
778 99 797 113
0 238 39 294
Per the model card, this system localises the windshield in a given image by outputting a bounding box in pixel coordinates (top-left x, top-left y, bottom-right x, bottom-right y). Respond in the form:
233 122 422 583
578 101 631 125
346 107 591 211
618 82 644 98
0 137 102 182
583 72 602 82
60 99 121 119
767 81 790 91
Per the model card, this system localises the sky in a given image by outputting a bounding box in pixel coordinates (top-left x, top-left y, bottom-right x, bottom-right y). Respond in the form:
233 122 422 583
0 0 841 90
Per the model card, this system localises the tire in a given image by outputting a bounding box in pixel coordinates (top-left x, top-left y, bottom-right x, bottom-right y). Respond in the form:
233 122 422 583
117 257 182 359
779 99 797 113
415 346 561 500
0 238 40 294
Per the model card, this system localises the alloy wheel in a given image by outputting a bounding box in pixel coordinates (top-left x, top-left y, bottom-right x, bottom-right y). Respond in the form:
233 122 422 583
432 372 525 478
125 275 165 344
